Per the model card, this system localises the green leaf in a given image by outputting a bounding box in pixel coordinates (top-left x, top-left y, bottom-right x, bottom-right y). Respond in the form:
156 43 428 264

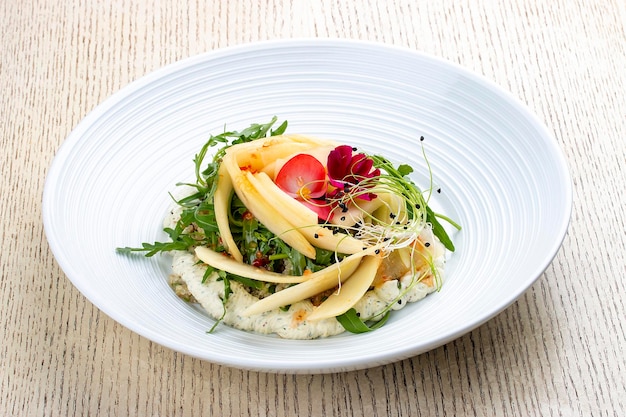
116 117 287 259
335 308 391 333
115 239 191 257
397 164 414 177
230 275 264 290
271 120 288 136
201 265 215 284
425 205 455 252
219 271 232 303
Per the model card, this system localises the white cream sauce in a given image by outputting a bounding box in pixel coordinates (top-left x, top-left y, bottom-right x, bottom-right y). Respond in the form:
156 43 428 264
165 200 444 339
169 249 443 340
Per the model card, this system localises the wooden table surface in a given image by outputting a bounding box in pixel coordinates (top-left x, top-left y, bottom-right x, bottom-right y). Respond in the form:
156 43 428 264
2 0 625 416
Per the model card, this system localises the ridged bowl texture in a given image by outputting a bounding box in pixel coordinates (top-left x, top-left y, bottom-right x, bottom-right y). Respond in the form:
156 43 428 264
43 40 571 373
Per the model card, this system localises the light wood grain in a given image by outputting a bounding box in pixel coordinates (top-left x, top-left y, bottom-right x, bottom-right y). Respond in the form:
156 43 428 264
2 0 625 416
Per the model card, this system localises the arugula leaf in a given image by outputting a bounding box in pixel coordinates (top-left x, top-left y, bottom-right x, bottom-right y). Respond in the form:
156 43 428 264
230 275 265 290
397 164 414 177
219 270 232 303
425 205 455 252
336 308 391 333
115 241 188 257
115 227 197 257
208 270 232 333
116 117 286 257
271 120 288 136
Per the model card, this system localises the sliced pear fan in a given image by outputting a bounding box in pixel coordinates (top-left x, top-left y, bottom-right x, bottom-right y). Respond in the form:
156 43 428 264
222 153 317 259
372 191 408 225
203 135 403 319
213 136 323 260
328 196 386 228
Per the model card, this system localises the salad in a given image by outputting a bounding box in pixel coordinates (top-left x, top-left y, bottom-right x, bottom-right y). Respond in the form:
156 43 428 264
118 117 460 339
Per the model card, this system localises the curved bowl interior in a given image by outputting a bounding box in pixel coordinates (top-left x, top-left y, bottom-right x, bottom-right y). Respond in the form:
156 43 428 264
43 40 571 373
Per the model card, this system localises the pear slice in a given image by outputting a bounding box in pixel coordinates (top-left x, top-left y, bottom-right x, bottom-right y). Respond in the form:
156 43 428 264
298 224 366 254
227 134 336 172
195 246 308 284
242 246 383 316
372 191 408 226
213 163 243 262
306 254 382 321
222 153 317 259
329 197 386 228
212 135 331 261
250 171 318 226
234 142 316 172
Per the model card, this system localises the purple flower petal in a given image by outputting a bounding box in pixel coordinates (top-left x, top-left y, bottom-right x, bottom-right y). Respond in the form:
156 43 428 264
327 145 353 178
326 145 380 201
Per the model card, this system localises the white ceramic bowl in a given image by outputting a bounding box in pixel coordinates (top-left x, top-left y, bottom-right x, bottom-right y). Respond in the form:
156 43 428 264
43 39 572 373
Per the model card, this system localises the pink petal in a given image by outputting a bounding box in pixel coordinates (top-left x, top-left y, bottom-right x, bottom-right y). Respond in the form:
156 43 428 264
299 199 333 221
275 153 327 199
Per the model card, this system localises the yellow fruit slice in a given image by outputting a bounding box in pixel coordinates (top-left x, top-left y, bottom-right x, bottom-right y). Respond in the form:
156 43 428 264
213 164 243 262
227 134 335 172
249 171 318 227
306 254 382 321
241 246 383 316
195 246 308 284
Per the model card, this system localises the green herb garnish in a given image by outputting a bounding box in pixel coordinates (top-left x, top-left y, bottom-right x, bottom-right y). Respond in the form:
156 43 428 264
336 308 391 333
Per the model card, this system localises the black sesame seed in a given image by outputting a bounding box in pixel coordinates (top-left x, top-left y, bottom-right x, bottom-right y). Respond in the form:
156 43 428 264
314 233 319 239
420 136 425 142
352 147 357 151
437 188 441 193
340 216 346 221
356 312 361 317
398 299 403 305
425 242 431 247
375 249 380 254
389 212 396 219
415 204 421 209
